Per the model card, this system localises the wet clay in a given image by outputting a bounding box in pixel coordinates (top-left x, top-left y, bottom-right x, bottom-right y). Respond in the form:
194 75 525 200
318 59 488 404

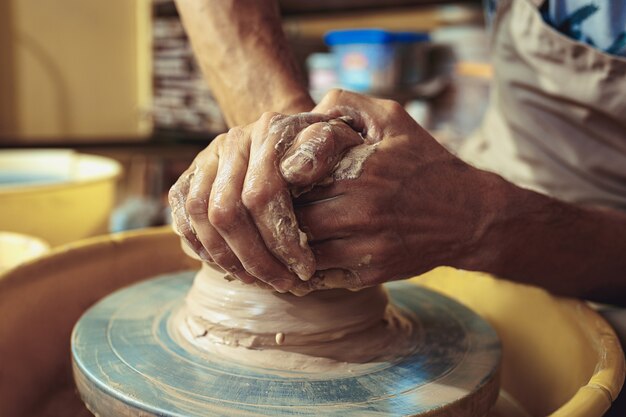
170 118 402 373
172 263 420 374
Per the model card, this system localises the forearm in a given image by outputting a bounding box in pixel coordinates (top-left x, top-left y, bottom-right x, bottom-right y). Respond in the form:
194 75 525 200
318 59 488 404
174 0 314 126
457 172 626 305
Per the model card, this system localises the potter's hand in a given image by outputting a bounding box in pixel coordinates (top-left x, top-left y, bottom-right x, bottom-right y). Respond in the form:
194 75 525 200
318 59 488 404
289 90 494 293
169 112 363 292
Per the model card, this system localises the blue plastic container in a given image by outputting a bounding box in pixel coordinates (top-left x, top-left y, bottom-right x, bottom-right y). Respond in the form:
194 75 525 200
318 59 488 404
393 31 431 86
324 29 398 93
325 29 431 93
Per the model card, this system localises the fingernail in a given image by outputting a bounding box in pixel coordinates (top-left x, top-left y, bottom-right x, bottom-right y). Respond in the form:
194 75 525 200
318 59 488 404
292 263 314 282
291 248 315 281
281 152 313 176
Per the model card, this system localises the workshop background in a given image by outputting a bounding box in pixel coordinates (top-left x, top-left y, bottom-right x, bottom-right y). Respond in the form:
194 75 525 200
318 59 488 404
0 0 489 251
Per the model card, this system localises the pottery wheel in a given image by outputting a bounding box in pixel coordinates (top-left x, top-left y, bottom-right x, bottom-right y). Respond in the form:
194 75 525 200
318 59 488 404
72 271 501 416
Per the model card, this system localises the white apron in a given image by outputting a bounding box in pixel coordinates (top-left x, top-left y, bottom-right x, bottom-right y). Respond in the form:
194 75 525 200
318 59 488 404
460 2 626 414
460 0 626 209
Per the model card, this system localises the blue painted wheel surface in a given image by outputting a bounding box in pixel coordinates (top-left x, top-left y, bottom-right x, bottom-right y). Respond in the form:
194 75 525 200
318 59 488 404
72 271 501 416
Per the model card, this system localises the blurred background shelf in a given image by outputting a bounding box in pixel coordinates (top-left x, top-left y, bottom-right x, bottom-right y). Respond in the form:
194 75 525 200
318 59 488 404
0 0 483 146
0 0 488 234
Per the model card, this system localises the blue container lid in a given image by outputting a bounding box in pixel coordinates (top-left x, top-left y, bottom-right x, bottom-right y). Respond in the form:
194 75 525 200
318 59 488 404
325 29 395 45
393 31 430 43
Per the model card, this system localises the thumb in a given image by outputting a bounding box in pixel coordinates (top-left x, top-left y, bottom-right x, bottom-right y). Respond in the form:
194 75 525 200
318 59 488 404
280 117 363 187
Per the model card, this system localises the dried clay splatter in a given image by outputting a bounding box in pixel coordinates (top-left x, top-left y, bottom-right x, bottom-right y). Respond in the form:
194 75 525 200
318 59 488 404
264 193 314 281
332 142 379 181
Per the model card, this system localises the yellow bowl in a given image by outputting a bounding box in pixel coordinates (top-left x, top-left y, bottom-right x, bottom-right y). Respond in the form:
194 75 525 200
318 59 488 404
0 231 50 274
0 150 122 246
411 270 625 417
0 228 623 416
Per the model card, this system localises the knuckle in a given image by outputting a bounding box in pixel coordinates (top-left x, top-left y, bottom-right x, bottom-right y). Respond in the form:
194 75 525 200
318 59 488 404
212 133 228 145
208 203 242 229
241 187 271 213
194 146 210 160
320 89 344 108
381 98 404 113
227 126 244 140
260 111 281 125
185 196 208 217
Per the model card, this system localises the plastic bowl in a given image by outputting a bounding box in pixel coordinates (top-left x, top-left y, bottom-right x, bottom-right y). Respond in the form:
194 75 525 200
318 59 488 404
0 150 122 246
0 231 50 274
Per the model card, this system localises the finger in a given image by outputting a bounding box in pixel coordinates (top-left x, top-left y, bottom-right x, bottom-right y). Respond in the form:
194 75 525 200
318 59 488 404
241 113 329 281
294 190 362 242
204 241 258 285
185 156 256 284
313 89 407 143
178 140 258 285
185 150 219 262
179 236 203 261
169 167 211 262
280 118 363 187
242 185 313 281
268 112 334 153
313 89 378 138
209 127 298 292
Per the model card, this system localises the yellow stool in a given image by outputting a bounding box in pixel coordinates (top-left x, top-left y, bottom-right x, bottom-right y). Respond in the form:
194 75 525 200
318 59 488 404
0 227 622 416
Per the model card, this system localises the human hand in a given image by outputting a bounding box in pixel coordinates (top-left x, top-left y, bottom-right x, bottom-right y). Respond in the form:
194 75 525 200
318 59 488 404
286 90 497 293
168 112 363 292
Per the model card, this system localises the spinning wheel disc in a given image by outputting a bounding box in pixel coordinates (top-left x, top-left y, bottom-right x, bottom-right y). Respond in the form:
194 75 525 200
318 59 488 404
72 271 501 416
